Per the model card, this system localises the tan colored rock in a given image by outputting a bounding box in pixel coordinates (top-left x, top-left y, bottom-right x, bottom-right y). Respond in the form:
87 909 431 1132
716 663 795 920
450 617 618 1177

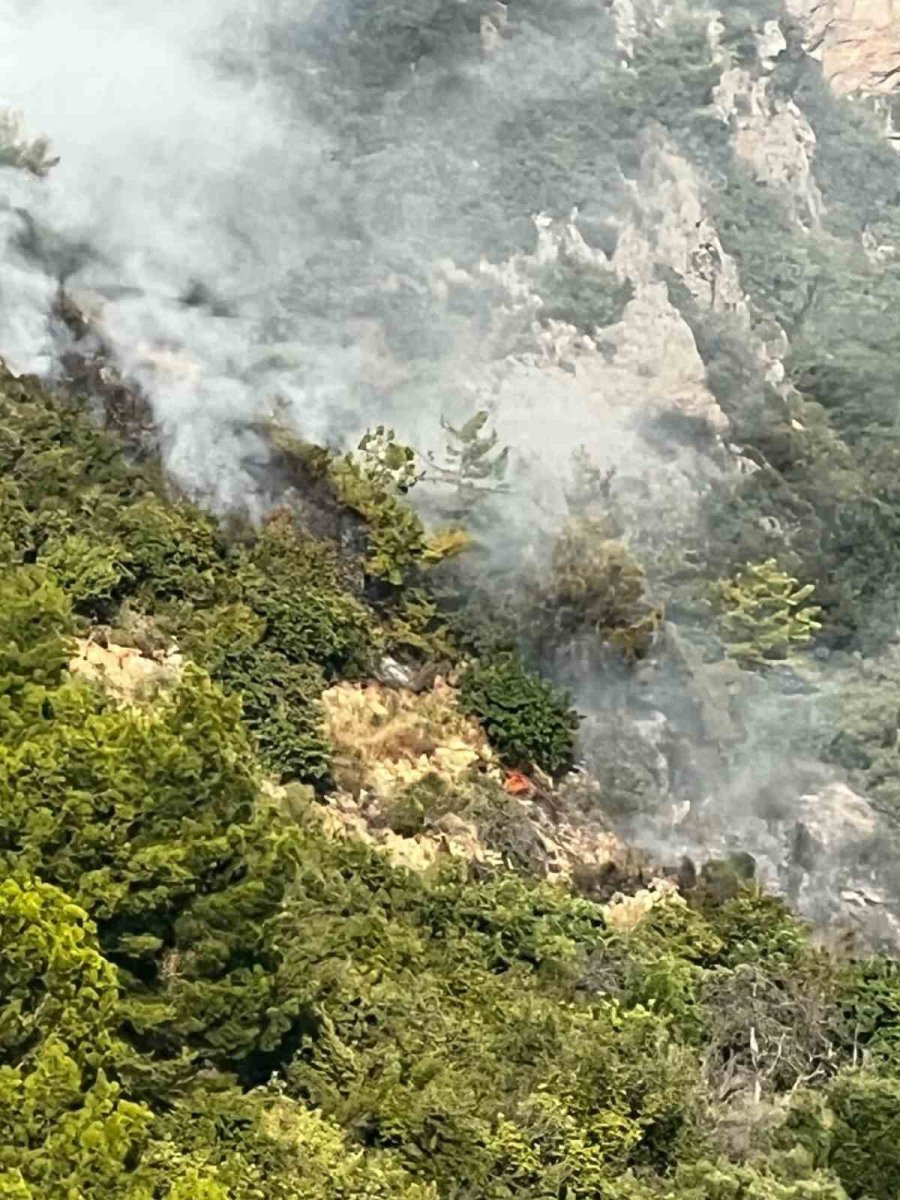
431 160 736 438
793 781 879 857
716 71 824 225
69 638 183 704
584 283 730 434
613 134 746 312
757 18 789 70
610 0 676 58
602 876 680 932
480 1 507 55
788 0 900 95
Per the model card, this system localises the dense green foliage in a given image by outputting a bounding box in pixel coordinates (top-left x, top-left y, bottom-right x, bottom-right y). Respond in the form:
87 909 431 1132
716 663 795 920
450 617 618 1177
459 653 579 775
8 363 900 1198
716 559 823 667
0 368 460 783
0 876 156 1198
0 564 300 1080
535 259 634 334
12 2 900 1197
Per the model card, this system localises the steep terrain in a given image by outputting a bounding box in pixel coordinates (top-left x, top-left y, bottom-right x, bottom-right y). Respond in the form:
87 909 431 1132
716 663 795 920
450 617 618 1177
5 0 900 1197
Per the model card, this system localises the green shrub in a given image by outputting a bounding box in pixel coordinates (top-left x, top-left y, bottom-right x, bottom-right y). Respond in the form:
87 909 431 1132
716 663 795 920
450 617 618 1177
836 957 900 1067
535 259 633 333
0 365 134 493
0 876 156 1199
380 586 457 661
458 654 579 774
790 1072 900 1200
544 518 663 659
672 1155 848 1199
331 449 470 585
180 600 332 784
218 647 331 784
0 566 74 747
144 1087 435 1200
264 421 465 587
698 884 815 970
37 532 130 608
716 559 822 666
177 601 267 673
117 494 225 604
330 453 429 584
0 480 33 567
0 653 301 1076
238 512 375 675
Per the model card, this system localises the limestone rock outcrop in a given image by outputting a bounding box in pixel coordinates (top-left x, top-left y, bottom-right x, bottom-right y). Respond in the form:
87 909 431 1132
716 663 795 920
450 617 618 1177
788 0 900 96
69 637 183 704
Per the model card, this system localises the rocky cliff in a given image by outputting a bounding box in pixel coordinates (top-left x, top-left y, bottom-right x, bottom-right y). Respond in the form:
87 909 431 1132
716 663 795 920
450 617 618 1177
789 0 900 98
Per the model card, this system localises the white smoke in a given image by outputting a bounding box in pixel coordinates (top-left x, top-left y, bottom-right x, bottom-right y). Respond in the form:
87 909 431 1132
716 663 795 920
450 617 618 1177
0 0 351 502
0 0 641 510
4 0 897 947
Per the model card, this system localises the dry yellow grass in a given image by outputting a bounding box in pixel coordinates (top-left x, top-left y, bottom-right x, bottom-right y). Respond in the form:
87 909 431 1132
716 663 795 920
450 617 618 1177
321 678 494 800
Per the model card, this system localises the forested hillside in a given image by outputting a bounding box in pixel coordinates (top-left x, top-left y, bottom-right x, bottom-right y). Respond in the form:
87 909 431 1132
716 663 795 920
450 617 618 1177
6 0 900 1197
0 356 899 1199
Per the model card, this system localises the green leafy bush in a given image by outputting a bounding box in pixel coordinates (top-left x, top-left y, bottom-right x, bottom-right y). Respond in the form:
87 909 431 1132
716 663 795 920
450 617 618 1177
672 1155 848 1199
835 957 900 1066
0 609 301 1076
329 455 431 584
0 566 74 745
237 511 375 675
143 1088 435 1200
543 517 663 659
0 480 33 567
219 647 331 784
380 586 457 661
37 531 130 608
179 600 332 784
458 653 579 774
263 421 467 588
790 1072 900 1200
536 259 633 333
0 876 156 1199
716 559 822 666
117 494 225 605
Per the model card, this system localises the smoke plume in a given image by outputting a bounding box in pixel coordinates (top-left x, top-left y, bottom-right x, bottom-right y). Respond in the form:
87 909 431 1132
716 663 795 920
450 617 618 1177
4 0 899 947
